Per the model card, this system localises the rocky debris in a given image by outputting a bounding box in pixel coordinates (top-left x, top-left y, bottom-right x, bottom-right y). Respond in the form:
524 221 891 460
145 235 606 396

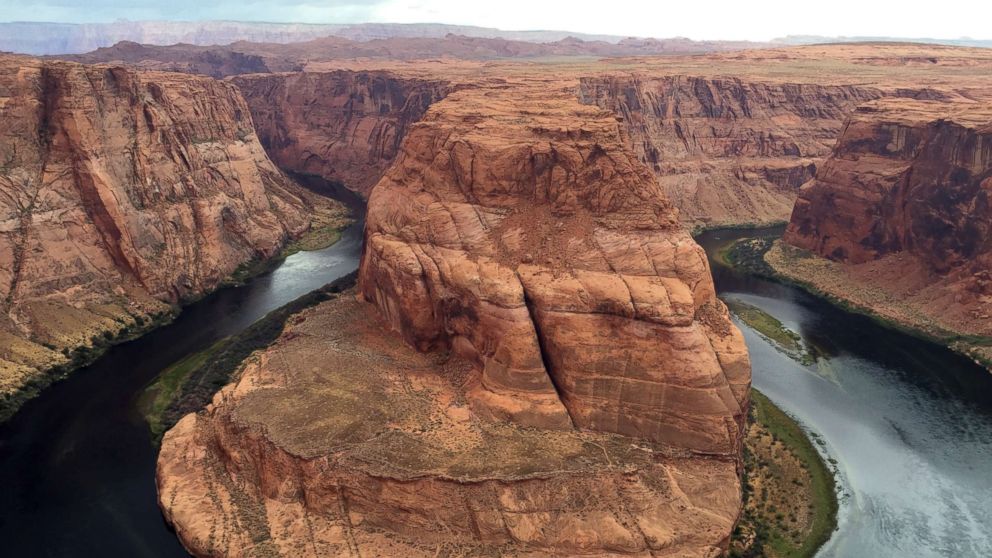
780 99 992 352
231 71 449 197
0 55 323 400
158 294 743 557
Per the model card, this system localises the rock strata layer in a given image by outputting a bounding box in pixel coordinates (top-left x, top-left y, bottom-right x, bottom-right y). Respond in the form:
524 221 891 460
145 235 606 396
51 43 992 228
579 76 957 227
0 55 320 398
231 71 448 197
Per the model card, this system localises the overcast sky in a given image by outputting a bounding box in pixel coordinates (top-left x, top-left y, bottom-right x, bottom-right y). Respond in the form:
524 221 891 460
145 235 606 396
0 0 989 41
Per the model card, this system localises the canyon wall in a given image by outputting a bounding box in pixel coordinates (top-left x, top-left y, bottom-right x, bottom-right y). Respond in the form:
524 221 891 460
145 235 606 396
579 76 892 227
231 72 448 196
0 56 319 399
786 100 992 268
159 79 750 557
776 99 992 357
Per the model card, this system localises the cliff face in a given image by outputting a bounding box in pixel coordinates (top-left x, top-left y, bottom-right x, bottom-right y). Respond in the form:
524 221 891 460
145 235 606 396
0 56 315 397
786 100 992 269
159 79 749 556
779 99 992 349
231 72 448 196
579 76 891 226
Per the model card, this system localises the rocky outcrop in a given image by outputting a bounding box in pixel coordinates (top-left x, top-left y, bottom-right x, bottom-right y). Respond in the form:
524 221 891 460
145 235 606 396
159 294 743 557
231 72 448 196
159 79 750 556
0 55 320 399
67 41 274 79
580 76 890 227
359 82 750 452
778 99 992 358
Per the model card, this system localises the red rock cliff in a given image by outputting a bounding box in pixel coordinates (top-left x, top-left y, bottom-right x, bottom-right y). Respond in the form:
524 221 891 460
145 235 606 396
580 76 901 226
231 71 448 196
778 99 992 352
786 100 992 269
0 56 317 397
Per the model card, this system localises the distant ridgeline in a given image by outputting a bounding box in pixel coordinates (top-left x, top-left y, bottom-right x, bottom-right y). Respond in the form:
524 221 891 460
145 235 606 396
0 20 763 55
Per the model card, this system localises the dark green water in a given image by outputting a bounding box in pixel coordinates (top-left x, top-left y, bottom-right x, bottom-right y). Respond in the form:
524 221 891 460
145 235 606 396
696 227 992 557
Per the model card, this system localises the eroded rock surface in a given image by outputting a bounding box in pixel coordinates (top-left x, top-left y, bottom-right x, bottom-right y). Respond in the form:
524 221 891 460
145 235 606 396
231 71 448 196
786 100 992 268
579 76 955 227
0 55 321 398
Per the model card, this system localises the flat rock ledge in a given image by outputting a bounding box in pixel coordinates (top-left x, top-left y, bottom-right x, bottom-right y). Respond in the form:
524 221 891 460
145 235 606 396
158 293 741 557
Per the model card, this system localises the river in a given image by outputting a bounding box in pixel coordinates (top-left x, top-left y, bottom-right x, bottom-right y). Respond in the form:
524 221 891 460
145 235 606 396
696 227 992 558
1 211 990 556
0 177 364 557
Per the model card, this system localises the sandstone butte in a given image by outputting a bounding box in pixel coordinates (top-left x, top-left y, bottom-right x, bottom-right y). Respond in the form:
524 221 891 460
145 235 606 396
157 78 751 556
0 54 337 401
779 98 992 364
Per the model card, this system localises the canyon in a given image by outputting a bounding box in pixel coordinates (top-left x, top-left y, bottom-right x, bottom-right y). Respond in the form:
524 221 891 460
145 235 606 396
0 55 342 411
63 41 992 229
778 98 992 366
149 44 992 556
2 36 992 557
579 76 880 227
575 44 992 228
158 75 750 557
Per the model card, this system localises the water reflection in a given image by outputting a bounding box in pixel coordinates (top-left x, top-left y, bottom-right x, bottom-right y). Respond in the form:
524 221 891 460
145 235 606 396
696 228 992 557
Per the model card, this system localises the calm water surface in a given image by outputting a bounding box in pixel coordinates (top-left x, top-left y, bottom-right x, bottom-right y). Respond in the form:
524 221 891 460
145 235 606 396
696 227 992 558
0 178 364 557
